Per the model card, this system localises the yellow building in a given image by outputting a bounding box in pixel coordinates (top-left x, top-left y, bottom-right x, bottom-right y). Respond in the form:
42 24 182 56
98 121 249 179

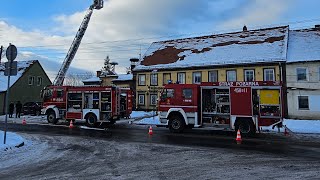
133 26 288 110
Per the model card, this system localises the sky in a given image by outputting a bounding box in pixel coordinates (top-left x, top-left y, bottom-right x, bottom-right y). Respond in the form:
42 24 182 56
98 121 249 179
1 0 320 80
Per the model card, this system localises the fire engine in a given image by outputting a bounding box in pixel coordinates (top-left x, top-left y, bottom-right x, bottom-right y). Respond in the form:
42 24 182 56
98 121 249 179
39 0 133 127
158 81 284 134
41 86 132 127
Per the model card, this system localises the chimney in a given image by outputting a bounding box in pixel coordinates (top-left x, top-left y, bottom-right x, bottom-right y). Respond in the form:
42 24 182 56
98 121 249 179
96 70 101 77
130 58 139 72
243 25 248 32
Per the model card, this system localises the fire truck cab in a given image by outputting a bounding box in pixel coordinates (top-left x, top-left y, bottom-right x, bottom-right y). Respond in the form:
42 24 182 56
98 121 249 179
158 81 283 134
41 86 132 127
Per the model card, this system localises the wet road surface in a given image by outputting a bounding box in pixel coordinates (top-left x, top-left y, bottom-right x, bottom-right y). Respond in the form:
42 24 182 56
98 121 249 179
1 121 320 179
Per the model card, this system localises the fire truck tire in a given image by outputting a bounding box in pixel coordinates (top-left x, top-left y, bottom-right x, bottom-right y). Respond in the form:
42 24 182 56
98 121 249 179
47 110 58 124
235 118 256 135
86 113 97 127
169 114 185 133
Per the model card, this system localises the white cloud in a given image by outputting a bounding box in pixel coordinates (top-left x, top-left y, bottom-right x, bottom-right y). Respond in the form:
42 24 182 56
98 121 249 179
219 0 292 30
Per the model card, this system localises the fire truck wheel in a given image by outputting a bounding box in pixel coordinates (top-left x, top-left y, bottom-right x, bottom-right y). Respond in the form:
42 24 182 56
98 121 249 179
47 111 58 124
86 113 97 127
235 119 255 135
169 115 185 133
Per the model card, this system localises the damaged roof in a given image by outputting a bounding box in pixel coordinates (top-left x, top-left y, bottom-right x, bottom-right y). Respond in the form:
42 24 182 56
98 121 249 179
134 26 289 71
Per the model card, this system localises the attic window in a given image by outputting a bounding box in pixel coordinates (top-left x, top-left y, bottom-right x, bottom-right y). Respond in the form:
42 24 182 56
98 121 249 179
28 76 35 85
37 76 43 86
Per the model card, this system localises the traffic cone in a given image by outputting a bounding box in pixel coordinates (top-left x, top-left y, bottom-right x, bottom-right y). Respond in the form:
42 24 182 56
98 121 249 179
148 126 153 135
236 129 242 144
22 118 26 125
69 120 74 129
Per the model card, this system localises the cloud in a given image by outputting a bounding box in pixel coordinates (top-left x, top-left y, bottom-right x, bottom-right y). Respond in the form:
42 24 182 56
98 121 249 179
17 51 90 81
218 0 292 30
0 0 295 78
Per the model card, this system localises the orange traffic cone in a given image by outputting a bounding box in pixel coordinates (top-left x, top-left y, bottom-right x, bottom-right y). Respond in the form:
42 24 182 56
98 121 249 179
22 118 26 125
69 120 74 129
236 129 242 144
148 126 153 135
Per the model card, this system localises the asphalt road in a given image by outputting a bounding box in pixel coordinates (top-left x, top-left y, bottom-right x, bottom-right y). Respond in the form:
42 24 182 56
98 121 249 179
1 121 320 179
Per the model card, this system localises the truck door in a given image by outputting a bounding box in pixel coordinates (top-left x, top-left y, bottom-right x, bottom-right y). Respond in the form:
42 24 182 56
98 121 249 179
230 87 252 116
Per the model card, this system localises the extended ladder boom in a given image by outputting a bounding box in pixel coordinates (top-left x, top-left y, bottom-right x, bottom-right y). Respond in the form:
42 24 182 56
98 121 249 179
53 0 103 86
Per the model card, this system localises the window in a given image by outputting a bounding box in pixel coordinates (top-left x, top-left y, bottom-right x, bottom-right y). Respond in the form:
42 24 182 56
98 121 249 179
297 68 308 81
244 70 255 81
138 94 145 105
150 74 158 86
161 89 174 99
138 74 146 85
28 76 35 85
37 76 43 86
163 73 171 85
177 72 186 84
192 72 202 84
150 94 157 105
298 96 309 110
208 70 218 82
182 89 192 99
226 70 236 81
264 69 275 81
56 89 64 98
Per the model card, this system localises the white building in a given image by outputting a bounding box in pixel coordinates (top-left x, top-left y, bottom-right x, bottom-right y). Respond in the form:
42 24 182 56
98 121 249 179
286 26 320 119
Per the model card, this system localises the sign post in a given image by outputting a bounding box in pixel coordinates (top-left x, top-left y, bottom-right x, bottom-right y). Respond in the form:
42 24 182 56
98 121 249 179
3 43 17 145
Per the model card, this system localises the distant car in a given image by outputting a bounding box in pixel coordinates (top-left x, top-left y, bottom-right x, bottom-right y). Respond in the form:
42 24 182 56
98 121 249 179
22 102 42 116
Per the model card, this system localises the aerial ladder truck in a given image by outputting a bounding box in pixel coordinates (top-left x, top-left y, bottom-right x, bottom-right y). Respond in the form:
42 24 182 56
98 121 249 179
53 0 104 86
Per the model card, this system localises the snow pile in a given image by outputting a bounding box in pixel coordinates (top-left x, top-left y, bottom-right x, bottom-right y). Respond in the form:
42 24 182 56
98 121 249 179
130 111 154 119
0 131 24 151
283 119 320 134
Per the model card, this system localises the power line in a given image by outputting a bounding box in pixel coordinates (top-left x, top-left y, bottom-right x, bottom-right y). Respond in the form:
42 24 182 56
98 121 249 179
15 17 320 49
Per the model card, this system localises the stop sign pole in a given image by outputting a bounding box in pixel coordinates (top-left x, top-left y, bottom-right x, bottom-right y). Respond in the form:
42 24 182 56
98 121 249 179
3 43 17 145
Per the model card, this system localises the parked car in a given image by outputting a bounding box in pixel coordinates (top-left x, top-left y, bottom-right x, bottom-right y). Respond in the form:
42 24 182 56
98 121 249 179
22 102 42 116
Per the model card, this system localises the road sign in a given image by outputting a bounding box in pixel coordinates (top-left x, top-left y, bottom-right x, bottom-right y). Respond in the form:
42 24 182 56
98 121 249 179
6 44 17 62
4 61 17 76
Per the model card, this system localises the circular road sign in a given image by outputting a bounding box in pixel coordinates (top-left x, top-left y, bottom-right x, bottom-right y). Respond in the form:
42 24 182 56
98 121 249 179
6 44 17 62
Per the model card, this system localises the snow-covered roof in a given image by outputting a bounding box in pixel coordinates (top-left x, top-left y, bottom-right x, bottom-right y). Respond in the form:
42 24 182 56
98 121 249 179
0 60 37 92
134 26 289 71
287 28 320 63
112 74 133 82
82 76 102 82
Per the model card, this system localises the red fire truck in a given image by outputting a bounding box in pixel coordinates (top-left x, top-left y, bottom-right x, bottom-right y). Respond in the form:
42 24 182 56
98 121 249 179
158 81 284 134
41 86 132 127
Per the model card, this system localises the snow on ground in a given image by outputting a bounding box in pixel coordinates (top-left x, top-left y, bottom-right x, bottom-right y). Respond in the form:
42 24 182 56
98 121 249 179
130 111 154 119
0 131 24 151
0 115 47 124
1 112 320 134
133 112 320 134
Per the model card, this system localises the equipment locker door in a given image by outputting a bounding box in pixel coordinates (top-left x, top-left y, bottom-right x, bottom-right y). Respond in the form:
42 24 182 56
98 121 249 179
230 87 252 116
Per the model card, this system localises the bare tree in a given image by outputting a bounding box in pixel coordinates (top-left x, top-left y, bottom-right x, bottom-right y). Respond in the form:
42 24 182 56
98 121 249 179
64 72 95 86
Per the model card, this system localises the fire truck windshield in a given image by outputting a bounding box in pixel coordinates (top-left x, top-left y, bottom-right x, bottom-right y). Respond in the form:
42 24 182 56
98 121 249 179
41 87 53 101
160 89 174 100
